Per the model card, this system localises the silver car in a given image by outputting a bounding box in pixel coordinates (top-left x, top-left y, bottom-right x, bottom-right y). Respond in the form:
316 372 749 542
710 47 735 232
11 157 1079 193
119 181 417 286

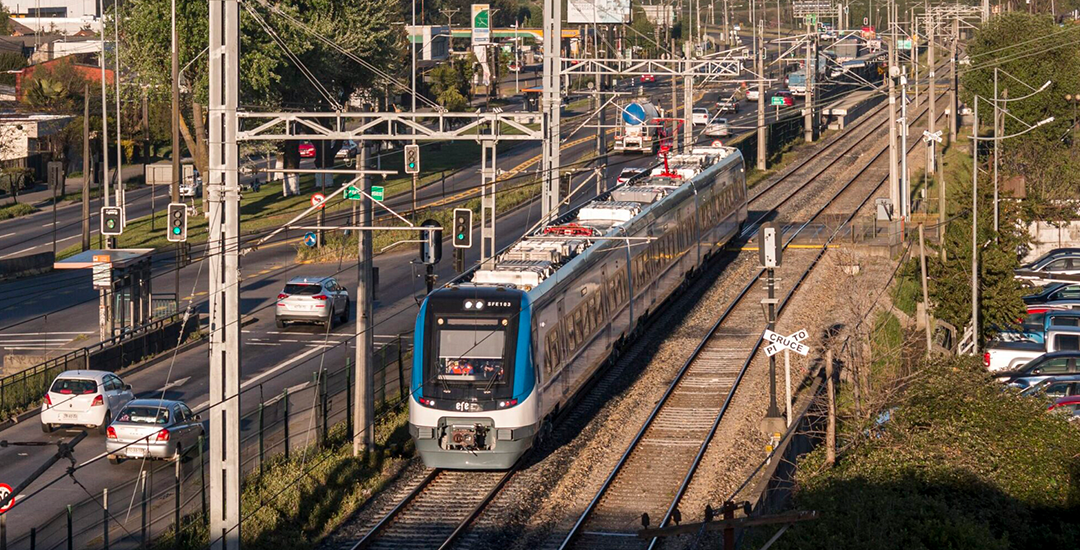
106 399 203 463
704 118 730 137
275 276 349 328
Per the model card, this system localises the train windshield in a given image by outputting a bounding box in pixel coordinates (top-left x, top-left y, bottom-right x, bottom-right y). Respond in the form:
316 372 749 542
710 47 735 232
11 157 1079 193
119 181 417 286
436 320 507 385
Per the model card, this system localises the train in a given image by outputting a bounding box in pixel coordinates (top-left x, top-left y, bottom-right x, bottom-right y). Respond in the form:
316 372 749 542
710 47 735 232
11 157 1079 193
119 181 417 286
613 100 663 153
409 145 749 469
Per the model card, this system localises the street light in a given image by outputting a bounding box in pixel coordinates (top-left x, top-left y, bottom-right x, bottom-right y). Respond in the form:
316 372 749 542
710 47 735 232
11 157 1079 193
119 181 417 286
968 87 1053 355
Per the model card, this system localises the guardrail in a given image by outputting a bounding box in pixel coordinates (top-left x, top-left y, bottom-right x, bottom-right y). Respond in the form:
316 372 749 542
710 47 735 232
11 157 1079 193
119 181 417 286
0 314 199 422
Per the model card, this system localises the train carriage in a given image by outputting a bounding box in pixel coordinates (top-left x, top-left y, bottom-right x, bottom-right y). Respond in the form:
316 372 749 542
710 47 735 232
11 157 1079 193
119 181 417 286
410 146 748 469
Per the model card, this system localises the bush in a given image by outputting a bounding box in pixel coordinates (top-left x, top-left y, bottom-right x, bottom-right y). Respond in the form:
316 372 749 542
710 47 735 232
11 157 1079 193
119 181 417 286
772 359 1080 550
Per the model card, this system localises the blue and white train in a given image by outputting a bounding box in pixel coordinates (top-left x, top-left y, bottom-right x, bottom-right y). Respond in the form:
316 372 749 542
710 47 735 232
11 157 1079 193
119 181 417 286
410 146 748 469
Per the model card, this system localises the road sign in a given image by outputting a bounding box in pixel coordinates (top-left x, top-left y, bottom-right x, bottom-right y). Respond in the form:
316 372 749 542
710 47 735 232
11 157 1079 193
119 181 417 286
92 254 111 289
0 482 12 513
344 185 363 200
898 38 913 50
372 185 385 201
303 232 318 248
763 328 810 356
311 193 326 209
758 222 782 268
770 96 786 106
922 129 943 144
710 140 724 147
471 4 490 45
804 14 817 25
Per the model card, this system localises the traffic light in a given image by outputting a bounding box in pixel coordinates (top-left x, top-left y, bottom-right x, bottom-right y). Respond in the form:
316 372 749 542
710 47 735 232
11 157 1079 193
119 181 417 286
404 144 420 175
100 206 123 236
419 219 442 265
452 208 473 249
167 203 188 242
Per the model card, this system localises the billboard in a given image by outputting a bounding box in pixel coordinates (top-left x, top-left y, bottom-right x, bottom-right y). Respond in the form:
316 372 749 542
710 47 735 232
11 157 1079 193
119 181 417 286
472 4 490 45
792 0 833 17
567 0 631 23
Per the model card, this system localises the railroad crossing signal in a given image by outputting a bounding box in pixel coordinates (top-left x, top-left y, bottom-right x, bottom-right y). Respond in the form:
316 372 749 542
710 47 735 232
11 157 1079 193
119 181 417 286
453 208 473 249
420 219 442 264
404 144 420 175
922 130 943 144
100 206 123 236
763 328 810 356
167 203 188 242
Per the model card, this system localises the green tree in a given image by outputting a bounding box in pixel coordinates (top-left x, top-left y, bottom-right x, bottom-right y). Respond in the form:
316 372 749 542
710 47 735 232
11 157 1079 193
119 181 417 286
962 13 1080 218
0 52 25 86
20 58 88 112
0 4 10 36
121 0 402 182
429 56 475 112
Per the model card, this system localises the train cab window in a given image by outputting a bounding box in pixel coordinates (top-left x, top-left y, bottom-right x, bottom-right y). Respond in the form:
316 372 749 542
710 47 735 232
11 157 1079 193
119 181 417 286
426 317 517 401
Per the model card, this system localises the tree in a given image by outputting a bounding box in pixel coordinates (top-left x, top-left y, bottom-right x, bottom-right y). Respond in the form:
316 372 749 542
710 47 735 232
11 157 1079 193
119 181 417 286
0 4 10 36
429 56 475 112
121 0 402 194
0 52 26 86
962 13 1080 217
20 58 88 112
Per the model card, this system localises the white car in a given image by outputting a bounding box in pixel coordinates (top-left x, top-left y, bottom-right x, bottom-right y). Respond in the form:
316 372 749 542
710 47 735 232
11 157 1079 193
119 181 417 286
692 107 710 126
704 118 730 137
616 167 645 185
746 89 760 101
41 370 135 434
179 170 202 198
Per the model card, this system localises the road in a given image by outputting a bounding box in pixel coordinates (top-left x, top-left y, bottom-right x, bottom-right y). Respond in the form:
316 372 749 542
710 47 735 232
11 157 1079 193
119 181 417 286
0 76 815 542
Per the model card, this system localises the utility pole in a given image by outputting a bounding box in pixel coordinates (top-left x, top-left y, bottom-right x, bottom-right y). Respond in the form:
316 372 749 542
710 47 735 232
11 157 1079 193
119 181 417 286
207 0 242 544
113 5 124 220
887 0 899 219
993 68 1000 235
757 20 766 171
900 73 909 218
671 39 678 149
172 0 182 314
97 0 110 224
927 9 935 175
803 18 814 143
971 98 979 356
541 0 562 220
950 16 958 143
441 8 459 52
82 85 91 252
919 224 932 357
354 142 374 456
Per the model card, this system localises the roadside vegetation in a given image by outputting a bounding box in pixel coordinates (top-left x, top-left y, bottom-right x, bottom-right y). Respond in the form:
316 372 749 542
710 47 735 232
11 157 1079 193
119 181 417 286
0 203 36 221
770 357 1080 550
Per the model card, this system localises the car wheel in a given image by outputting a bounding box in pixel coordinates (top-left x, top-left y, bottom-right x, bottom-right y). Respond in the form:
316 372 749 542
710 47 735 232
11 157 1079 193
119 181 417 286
41 422 54 434
108 455 122 465
339 299 350 323
276 318 286 329
98 411 111 435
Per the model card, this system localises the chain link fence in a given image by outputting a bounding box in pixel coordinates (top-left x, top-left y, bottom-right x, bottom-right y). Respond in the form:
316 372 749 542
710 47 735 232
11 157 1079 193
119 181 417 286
2 336 411 550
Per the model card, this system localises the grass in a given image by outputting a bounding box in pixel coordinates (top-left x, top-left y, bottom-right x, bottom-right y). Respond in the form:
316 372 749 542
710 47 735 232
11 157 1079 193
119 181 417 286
870 309 904 377
0 202 37 221
891 269 921 318
155 407 415 550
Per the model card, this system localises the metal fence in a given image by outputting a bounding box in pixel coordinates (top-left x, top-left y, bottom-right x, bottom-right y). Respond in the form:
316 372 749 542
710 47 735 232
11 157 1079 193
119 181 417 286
1 336 412 550
0 314 198 422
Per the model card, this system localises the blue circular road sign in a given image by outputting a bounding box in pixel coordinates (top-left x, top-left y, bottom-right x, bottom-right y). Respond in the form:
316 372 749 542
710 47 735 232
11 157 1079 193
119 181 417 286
303 232 318 247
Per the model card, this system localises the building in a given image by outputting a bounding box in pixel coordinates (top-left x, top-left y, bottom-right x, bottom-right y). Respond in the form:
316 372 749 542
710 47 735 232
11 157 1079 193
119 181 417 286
14 54 113 101
2 0 101 19
406 25 451 63
0 113 73 179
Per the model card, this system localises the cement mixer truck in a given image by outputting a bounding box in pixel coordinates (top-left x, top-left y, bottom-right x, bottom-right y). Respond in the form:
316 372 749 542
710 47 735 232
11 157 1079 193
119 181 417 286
614 100 663 153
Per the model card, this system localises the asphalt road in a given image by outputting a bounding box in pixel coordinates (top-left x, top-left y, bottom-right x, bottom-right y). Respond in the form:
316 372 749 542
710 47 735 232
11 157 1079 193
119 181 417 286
0 79 797 541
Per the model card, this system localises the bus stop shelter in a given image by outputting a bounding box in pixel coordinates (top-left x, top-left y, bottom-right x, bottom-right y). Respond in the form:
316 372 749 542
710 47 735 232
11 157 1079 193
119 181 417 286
55 249 155 340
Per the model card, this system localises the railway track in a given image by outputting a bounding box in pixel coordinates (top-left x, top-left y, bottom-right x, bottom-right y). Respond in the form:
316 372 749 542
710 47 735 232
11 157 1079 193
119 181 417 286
337 74 949 550
554 87 952 550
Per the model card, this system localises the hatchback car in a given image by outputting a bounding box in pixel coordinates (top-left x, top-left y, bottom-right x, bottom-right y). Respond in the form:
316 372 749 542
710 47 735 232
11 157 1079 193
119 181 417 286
640 74 656 84
41 371 134 434
692 107 710 126
276 276 350 328
106 399 204 463
1015 249 1080 284
178 169 202 198
747 89 760 101
716 98 738 113
1020 375 1080 399
1048 395 1080 420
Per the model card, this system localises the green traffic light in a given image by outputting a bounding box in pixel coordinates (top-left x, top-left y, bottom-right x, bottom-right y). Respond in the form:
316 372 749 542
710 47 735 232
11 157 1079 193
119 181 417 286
457 233 464 240
173 227 181 235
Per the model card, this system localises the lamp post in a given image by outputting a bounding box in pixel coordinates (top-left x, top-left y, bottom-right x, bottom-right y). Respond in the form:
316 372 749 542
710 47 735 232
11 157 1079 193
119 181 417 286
968 83 1053 355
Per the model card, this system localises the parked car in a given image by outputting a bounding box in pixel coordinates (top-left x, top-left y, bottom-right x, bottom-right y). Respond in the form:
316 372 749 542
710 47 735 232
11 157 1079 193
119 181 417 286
640 74 656 84
984 327 1080 372
704 118 730 137
996 310 1080 344
1019 375 1080 399
276 276 350 329
1024 283 1080 306
106 399 204 463
1048 395 1080 420
994 351 1080 389
299 141 316 158
41 371 134 434
616 167 645 185
1014 248 1080 285
335 140 359 165
1029 299 1080 314
692 107 710 126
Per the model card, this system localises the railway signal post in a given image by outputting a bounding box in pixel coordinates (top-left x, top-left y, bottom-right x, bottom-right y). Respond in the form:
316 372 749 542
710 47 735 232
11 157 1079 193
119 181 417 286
758 223 783 430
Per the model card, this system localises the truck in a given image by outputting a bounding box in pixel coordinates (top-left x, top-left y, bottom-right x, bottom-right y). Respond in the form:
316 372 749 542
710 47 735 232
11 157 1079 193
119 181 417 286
995 310 1080 345
984 326 1080 373
614 100 662 153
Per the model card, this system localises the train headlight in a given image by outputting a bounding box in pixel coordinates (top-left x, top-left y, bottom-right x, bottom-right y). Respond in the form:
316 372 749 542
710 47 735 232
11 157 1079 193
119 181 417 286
464 301 473 309
418 397 436 407
497 398 518 408
474 301 484 310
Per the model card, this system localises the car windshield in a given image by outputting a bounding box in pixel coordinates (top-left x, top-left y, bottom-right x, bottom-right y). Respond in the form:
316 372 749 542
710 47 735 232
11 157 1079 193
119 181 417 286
51 378 97 394
283 283 322 295
116 406 170 424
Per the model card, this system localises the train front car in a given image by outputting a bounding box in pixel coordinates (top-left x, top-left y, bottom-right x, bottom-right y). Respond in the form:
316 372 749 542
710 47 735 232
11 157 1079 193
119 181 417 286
410 285 537 469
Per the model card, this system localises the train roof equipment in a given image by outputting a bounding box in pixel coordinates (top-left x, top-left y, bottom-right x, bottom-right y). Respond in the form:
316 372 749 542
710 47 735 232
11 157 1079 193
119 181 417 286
470 145 740 291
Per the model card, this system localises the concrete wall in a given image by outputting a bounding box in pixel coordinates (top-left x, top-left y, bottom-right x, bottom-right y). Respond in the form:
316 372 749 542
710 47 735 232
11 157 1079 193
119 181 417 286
1025 221 1080 263
0 251 54 280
